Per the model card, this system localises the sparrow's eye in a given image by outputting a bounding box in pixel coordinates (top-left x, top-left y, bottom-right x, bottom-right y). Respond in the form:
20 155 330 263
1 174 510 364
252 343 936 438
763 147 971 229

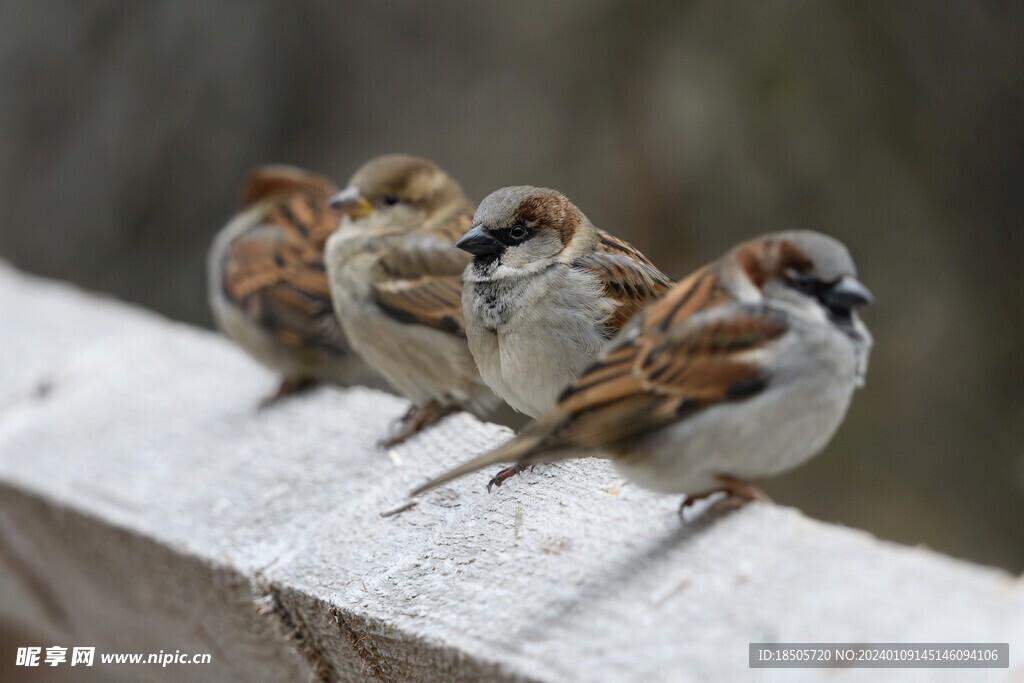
382 194 400 206
490 224 532 246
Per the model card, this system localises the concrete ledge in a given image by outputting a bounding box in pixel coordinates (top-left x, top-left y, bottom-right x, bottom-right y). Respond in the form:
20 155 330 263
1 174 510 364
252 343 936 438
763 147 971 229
0 262 1021 682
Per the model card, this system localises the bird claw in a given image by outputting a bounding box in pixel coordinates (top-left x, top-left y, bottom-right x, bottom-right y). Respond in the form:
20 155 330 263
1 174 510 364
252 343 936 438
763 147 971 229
678 489 720 517
678 475 771 519
378 399 458 448
714 474 772 504
259 377 314 409
486 464 525 492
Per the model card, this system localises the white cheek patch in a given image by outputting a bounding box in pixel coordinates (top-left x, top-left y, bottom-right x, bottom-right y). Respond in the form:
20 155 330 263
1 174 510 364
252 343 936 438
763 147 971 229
732 274 763 303
498 233 565 272
495 250 550 277
763 280 830 324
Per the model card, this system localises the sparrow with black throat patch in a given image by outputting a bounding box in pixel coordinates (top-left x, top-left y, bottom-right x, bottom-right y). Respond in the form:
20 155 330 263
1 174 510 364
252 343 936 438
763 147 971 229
458 186 674 484
460 186 674 417
411 231 873 510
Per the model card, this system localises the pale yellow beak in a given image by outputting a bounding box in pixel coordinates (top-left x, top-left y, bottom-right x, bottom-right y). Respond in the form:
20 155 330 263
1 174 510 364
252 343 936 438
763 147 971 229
328 186 373 218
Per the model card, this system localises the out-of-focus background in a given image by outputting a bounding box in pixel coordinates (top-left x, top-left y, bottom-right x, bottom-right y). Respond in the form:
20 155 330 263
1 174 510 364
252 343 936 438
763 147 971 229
0 0 1021 572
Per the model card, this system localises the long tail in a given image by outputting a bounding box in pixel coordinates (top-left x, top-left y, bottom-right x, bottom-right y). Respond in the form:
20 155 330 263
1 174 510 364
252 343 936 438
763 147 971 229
408 425 551 498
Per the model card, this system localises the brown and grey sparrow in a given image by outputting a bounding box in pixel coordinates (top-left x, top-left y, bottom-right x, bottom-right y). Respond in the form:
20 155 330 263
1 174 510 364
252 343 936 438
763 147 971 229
208 165 383 405
325 154 500 446
411 231 873 508
459 186 674 419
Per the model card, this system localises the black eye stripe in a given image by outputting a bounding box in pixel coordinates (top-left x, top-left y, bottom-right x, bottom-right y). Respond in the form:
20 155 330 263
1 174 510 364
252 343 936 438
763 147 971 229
785 272 853 320
786 273 823 296
491 224 533 246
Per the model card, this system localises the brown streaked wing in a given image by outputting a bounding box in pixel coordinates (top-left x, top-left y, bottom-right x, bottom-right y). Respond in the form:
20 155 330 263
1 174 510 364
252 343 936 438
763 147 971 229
369 210 473 335
639 265 732 334
536 304 789 453
264 187 343 250
577 230 675 332
371 273 465 336
222 187 348 356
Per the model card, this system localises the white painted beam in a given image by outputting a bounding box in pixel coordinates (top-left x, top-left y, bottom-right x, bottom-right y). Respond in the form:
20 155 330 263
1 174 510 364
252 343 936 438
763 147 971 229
0 263 1020 682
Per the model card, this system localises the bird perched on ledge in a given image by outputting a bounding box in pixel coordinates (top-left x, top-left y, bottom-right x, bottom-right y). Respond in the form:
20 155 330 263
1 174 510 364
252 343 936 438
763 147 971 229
325 154 500 447
411 231 873 508
458 186 674 486
460 186 674 419
208 165 384 406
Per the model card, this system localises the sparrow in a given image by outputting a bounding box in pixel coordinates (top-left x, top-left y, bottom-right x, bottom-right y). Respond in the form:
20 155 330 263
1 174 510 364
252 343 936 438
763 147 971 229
410 231 873 508
324 154 500 446
458 186 674 420
208 165 384 405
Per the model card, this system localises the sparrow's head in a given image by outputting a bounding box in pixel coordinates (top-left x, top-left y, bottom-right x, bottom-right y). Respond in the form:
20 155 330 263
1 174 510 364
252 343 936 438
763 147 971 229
328 154 468 233
458 186 591 280
731 230 872 339
241 165 336 208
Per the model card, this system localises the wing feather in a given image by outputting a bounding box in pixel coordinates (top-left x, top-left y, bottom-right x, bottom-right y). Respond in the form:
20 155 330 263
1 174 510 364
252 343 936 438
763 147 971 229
368 211 473 335
546 304 788 451
410 300 790 497
575 230 675 332
221 173 348 356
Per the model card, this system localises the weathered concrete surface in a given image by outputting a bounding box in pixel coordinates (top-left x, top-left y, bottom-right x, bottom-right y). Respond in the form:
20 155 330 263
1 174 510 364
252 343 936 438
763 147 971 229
0 261 1021 683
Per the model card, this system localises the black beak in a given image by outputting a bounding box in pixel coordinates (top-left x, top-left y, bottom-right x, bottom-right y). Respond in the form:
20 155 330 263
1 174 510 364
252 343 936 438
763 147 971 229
456 226 503 257
823 276 873 309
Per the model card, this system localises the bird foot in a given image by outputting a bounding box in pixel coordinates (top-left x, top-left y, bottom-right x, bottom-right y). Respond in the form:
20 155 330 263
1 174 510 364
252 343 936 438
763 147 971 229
714 474 772 505
678 475 771 517
379 399 458 448
487 463 544 492
259 376 315 409
487 464 527 492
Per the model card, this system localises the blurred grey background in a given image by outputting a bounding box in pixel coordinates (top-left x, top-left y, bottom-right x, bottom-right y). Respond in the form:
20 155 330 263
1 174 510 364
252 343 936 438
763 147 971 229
0 0 1021 571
